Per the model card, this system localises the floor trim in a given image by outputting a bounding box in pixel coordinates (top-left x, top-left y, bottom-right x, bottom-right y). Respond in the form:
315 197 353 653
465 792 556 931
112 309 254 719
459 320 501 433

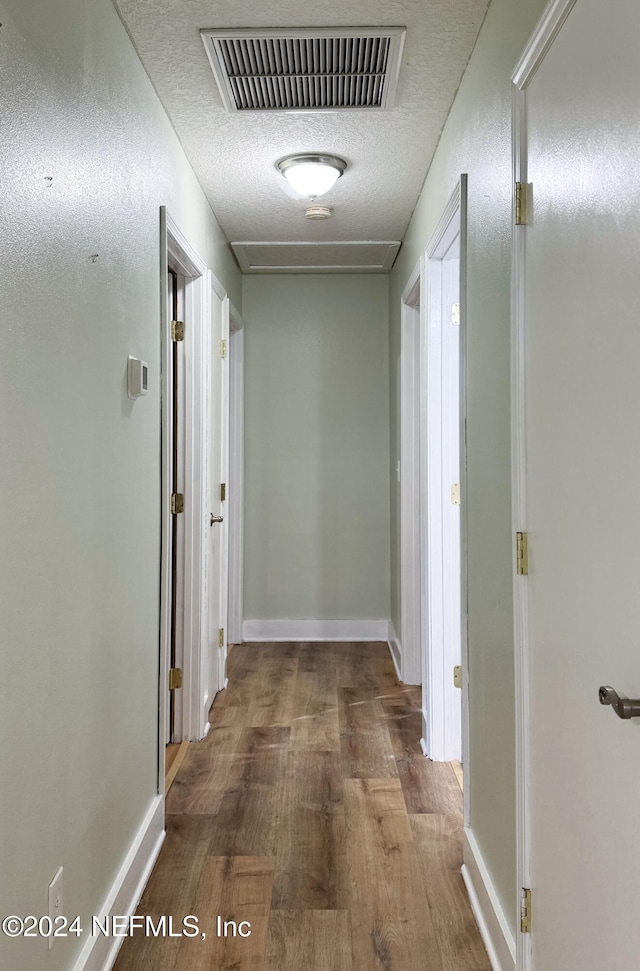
461 827 516 971
242 619 390 642
71 794 165 971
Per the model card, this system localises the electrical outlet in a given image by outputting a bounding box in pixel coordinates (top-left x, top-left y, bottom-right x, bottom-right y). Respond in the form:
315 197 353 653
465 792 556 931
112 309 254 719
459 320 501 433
48 867 63 950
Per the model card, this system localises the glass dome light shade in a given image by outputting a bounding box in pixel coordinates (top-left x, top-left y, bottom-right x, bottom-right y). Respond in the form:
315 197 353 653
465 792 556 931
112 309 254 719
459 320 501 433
283 161 340 198
277 154 347 199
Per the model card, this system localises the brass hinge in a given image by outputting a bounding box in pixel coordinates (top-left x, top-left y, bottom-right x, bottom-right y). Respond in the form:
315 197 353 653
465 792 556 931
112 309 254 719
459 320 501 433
168 667 183 690
218 628 224 649
171 319 184 342
451 302 460 326
220 483 226 502
520 888 532 934
515 182 528 226
451 483 461 506
171 493 184 514
516 531 529 576
453 665 462 689
220 339 227 359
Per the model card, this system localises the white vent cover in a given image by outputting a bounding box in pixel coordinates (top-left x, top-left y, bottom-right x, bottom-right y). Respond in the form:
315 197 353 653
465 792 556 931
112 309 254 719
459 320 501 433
201 27 406 112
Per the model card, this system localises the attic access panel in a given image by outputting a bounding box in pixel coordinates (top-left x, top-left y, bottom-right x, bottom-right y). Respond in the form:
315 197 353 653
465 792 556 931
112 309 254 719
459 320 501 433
230 241 401 273
200 27 406 112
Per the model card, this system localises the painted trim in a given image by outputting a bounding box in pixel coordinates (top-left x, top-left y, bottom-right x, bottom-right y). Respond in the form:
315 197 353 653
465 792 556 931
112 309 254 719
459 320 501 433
227 321 245 645
242 619 389 642
399 259 423 685
71 796 165 971
512 0 577 89
511 78 532 971
209 272 227 301
510 5 577 969
462 828 516 971
426 184 464 260
180 263 208 745
422 179 467 764
218 291 231 692
159 208 170 778
164 212 210 746
387 620 403 682
202 275 230 707
458 174 471 828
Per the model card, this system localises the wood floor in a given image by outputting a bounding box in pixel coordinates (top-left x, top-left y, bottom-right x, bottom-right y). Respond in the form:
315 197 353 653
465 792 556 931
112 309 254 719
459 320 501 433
114 642 490 971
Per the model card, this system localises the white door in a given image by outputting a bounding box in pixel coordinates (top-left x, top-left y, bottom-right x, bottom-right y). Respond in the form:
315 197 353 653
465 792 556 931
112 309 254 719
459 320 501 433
206 285 230 710
424 196 463 763
440 250 461 761
516 0 640 965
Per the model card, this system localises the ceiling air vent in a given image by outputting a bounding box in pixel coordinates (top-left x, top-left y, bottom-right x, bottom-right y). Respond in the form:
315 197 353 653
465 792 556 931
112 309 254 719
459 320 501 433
200 27 406 112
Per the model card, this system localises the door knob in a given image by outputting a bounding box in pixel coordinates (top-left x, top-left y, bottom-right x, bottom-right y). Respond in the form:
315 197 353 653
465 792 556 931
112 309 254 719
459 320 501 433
210 515 224 526
598 685 640 719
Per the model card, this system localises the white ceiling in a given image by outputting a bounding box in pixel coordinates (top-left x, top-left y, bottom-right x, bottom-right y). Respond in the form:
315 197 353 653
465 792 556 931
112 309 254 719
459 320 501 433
114 0 489 270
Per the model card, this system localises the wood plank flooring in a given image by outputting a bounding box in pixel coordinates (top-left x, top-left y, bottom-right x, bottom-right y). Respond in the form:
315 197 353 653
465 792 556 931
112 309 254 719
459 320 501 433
113 642 489 971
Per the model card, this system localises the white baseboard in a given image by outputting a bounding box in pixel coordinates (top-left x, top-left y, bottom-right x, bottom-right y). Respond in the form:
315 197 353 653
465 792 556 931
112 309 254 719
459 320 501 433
71 795 165 971
242 619 390 642
461 828 516 971
387 620 402 681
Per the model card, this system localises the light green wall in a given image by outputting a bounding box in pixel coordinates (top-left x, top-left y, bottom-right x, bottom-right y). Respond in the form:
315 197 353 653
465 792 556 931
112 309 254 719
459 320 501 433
0 0 240 968
243 275 390 622
389 0 547 930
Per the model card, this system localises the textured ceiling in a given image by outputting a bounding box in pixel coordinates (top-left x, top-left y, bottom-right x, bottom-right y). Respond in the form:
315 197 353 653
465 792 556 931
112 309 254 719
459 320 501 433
113 0 489 267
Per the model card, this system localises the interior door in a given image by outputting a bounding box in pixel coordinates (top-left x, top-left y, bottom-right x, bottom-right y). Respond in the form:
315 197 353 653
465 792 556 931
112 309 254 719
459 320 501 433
206 286 229 709
425 210 463 763
168 267 185 742
520 0 640 965
441 247 461 762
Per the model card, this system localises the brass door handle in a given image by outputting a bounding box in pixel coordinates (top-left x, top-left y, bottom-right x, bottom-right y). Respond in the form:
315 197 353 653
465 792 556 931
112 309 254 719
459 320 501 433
599 685 640 719
210 515 224 526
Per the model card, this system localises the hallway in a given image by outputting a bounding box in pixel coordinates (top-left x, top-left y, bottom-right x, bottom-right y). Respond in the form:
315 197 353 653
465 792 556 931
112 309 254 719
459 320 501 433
113 642 489 970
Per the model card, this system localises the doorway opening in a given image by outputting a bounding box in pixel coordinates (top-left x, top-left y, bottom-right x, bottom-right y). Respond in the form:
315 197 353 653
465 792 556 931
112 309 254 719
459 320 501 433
422 178 468 774
227 310 245 647
167 265 185 746
399 262 423 685
159 210 210 792
204 275 229 708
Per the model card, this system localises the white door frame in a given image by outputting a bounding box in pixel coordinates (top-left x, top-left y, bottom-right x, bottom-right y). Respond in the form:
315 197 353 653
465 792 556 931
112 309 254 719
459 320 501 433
511 3 577 968
421 177 469 769
399 261 423 685
159 209 208 776
227 305 245 646
204 273 230 701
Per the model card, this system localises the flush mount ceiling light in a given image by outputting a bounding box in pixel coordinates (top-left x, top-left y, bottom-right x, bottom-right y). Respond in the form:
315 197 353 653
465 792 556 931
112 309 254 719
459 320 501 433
277 154 347 200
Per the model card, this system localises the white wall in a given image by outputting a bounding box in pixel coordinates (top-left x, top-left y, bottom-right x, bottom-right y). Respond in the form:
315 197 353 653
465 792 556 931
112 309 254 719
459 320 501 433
242 274 390 627
389 0 547 931
0 1 239 968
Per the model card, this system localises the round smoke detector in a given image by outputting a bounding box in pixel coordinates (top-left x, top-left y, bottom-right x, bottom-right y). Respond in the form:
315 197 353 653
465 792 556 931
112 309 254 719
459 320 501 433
305 205 332 220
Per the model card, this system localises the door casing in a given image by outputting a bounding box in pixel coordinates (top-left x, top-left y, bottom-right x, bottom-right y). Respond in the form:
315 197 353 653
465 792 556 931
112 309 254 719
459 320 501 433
227 309 245 647
399 261 423 685
421 177 469 771
511 3 580 969
205 273 230 702
160 210 224 783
